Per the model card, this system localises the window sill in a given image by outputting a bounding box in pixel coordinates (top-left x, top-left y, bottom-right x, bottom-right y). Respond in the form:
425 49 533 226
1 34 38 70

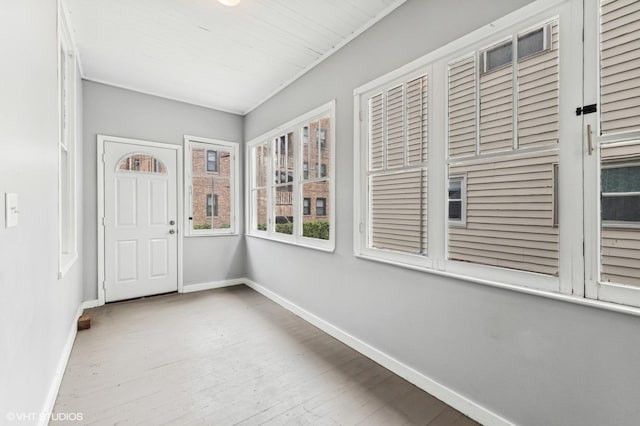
354 252 640 318
246 232 335 253
58 253 78 279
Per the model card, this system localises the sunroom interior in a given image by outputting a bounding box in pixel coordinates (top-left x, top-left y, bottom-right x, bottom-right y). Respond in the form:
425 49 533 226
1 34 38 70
2 0 640 425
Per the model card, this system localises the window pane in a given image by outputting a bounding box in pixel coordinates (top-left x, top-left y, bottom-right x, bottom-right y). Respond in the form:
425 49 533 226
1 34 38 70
60 148 70 253
274 184 294 234
602 166 640 193
448 151 559 276
449 180 461 200
118 154 166 174
449 201 462 220
316 198 326 217
256 188 267 231
274 133 294 184
517 20 558 149
254 143 268 188
301 181 330 240
303 198 311 216
600 142 640 286
485 41 512 72
207 150 218 172
518 27 545 59
191 146 232 231
371 170 426 254
602 195 640 222
304 117 331 181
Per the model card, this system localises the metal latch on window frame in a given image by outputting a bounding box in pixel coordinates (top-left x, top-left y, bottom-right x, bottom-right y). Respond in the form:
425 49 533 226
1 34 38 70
576 104 597 116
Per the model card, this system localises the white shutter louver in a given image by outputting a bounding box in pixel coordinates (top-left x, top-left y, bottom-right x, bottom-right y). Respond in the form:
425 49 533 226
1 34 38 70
369 94 384 170
448 56 477 158
407 76 427 165
386 85 404 168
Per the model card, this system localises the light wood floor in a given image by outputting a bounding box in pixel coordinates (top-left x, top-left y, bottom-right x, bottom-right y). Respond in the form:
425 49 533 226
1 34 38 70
54 286 479 425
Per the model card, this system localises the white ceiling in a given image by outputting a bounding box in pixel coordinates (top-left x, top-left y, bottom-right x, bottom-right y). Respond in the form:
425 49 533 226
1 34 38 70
64 0 405 114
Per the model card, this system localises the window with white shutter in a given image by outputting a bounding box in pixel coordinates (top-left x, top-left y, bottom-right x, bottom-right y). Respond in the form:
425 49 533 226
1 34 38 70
446 18 561 277
366 75 428 256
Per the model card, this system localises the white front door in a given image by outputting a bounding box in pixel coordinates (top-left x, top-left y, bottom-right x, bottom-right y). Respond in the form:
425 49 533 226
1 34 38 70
103 141 178 302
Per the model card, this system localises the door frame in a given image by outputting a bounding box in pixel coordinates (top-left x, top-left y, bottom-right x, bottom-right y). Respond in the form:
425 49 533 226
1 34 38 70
97 135 184 306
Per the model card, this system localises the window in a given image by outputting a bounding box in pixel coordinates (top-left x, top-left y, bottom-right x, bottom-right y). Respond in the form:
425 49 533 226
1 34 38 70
358 73 428 259
117 154 167 174
448 177 465 226
316 198 326 216
184 136 238 235
517 25 550 60
207 150 218 172
481 40 512 73
207 194 219 217
303 198 311 215
356 9 569 294
446 18 560 278
247 101 335 250
58 6 78 278
601 163 640 224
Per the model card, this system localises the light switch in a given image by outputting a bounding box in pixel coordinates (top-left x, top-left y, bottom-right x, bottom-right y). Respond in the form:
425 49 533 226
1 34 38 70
6 193 18 228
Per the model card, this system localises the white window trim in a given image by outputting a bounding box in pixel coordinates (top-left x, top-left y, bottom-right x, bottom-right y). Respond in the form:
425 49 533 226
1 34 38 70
355 0 581 297
58 1 78 279
183 136 239 237
245 101 336 252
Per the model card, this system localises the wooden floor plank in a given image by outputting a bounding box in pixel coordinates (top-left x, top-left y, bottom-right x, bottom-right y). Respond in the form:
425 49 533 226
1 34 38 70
53 286 479 426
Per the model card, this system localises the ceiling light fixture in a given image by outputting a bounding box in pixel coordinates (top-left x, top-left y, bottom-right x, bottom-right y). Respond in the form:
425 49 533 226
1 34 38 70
218 0 240 6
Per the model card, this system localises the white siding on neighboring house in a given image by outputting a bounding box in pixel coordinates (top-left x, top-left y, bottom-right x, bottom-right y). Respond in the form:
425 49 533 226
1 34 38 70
448 150 559 275
518 20 559 148
600 0 640 135
369 75 428 255
448 56 477 158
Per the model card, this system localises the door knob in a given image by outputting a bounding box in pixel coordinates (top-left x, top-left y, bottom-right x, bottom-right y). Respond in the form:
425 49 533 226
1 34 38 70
169 220 175 225
169 229 176 235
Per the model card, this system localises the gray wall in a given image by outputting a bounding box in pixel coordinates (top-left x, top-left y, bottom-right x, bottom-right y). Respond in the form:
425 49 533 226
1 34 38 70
82 81 244 300
244 1 640 425
0 1 84 417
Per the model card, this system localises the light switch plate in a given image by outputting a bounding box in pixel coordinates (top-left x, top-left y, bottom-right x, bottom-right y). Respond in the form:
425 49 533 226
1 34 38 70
6 193 18 228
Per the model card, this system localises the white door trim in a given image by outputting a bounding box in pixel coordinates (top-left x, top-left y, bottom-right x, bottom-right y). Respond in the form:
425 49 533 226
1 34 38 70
97 135 184 306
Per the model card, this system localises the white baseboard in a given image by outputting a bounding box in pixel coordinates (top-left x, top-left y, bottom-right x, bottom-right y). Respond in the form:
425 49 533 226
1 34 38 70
181 278 244 294
82 300 99 309
39 302 83 426
243 278 512 426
